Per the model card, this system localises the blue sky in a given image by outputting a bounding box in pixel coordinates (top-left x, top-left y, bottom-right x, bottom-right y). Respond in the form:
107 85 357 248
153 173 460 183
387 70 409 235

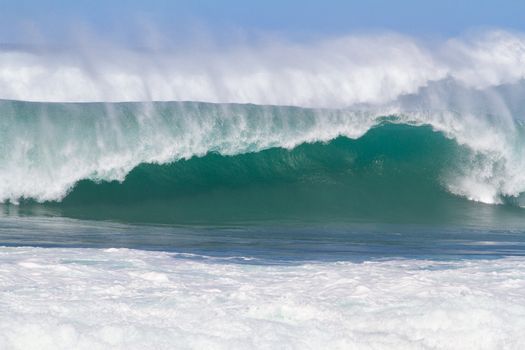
1 0 524 44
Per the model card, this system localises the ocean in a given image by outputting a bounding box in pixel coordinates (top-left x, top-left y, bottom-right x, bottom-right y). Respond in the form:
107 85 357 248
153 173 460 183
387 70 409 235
2 29 525 349
1 95 525 349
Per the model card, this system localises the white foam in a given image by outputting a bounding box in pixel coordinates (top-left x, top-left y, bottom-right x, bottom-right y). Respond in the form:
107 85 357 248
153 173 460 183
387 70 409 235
0 247 524 349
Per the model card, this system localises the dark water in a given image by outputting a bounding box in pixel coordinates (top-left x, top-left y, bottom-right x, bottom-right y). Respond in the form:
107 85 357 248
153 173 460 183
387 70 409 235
1 212 524 263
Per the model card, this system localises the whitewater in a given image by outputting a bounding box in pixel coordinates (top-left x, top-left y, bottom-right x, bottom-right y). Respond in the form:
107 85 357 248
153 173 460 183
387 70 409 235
2 29 525 349
1 247 524 350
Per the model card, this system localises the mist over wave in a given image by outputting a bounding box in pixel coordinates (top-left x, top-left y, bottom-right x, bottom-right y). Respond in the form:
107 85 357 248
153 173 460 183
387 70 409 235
1 30 525 107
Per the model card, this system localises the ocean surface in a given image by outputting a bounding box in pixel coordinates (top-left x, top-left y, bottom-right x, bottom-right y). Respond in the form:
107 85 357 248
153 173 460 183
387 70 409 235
3 30 525 348
0 93 524 349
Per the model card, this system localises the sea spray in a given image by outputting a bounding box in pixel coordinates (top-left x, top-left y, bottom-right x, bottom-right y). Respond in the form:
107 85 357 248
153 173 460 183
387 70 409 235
1 30 525 107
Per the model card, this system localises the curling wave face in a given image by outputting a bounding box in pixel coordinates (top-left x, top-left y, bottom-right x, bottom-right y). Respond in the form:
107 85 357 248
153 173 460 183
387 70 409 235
0 96 524 226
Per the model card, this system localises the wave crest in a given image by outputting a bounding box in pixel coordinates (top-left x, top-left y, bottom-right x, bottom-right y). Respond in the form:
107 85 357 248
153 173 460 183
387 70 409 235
1 98 524 206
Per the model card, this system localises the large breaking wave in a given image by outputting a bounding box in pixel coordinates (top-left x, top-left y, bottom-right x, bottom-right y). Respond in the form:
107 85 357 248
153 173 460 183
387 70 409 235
0 96 524 209
1 29 525 223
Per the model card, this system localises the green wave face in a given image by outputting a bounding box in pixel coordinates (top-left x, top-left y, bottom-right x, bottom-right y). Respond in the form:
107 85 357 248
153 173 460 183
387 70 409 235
31 124 523 227
2 99 525 227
